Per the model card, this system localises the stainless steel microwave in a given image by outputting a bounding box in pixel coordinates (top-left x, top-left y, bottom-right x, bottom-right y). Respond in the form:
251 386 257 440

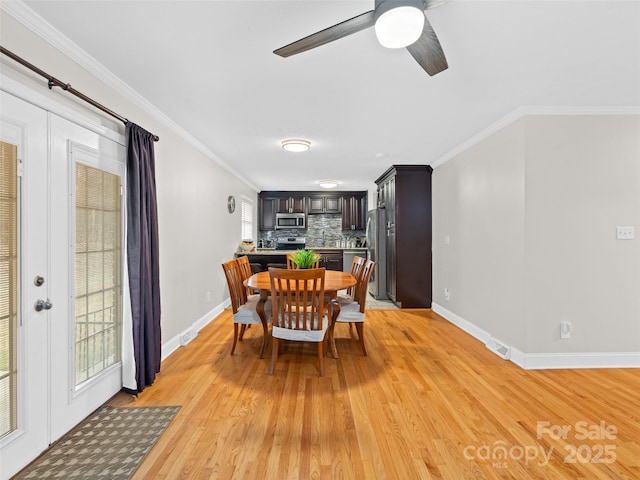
275 213 306 229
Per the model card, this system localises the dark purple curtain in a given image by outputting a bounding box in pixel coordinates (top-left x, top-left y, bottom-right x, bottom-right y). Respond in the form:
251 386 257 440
125 123 161 394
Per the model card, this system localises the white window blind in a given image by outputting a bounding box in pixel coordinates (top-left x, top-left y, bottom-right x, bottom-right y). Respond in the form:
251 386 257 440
74 163 121 386
241 198 253 241
0 140 18 439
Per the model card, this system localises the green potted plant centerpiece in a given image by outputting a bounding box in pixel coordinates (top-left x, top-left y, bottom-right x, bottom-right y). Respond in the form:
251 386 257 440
290 249 321 269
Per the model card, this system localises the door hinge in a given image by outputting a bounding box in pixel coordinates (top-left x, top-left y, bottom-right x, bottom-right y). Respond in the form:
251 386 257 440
120 185 124 196
17 158 24 177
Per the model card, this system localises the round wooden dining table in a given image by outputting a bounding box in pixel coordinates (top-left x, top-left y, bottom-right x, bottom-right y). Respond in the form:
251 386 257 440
244 269 356 358
246 269 356 294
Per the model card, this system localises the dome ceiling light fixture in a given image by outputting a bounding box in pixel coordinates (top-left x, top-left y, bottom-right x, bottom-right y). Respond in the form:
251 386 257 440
281 139 311 153
317 180 339 189
273 0 449 77
374 0 425 48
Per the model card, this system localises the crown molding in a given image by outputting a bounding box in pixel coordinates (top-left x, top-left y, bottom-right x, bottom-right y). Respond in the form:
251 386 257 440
1 74 126 145
1 0 258 191
431 105 640 168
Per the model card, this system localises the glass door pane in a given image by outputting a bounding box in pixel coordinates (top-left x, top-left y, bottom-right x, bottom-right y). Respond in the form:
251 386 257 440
0 141 18 438
74 164 121 386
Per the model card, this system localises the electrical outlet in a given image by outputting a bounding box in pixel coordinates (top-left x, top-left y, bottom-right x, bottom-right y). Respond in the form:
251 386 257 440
444 235 450 245
560 320 572 339
205 291 211 302
444 288 450 301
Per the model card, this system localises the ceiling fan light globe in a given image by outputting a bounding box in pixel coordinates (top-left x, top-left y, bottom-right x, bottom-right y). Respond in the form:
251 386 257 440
375 6 425 48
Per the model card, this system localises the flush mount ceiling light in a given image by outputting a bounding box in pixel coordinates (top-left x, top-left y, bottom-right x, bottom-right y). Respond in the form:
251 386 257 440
374 0 425 48
317 180 339 189
281 139 311 153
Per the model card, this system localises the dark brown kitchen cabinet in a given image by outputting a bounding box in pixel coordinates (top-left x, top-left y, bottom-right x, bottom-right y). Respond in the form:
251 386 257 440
276 195 305 214
315 250 343 271
259 196 277 231
325 197 342 214
342 194 366 231
259 191 366 229
259 193 305 230
308 195 342 214
375 165 432 308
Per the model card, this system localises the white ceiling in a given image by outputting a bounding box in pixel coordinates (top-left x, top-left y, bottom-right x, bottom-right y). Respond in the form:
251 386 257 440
19 0 640 191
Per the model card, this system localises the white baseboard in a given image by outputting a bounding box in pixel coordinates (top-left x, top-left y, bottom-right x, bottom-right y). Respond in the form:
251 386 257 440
161 299 229 361
431 303 492 346
431 303 640 370
514 352 640 370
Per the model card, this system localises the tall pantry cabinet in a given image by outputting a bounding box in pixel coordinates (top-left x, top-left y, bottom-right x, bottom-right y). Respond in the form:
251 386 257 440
375 165 432 308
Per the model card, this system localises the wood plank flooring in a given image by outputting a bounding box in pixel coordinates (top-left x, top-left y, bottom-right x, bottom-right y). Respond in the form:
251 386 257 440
109 308 640 479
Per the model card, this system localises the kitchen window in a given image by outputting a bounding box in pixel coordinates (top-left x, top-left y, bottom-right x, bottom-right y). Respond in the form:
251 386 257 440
241 197 253 240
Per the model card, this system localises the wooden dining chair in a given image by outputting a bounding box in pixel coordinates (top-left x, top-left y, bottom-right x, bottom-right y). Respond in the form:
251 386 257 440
336 255 366 305
286 253 320 269
268 267 329 376
237 255 256 297
330 259 375 356
222 259 270 357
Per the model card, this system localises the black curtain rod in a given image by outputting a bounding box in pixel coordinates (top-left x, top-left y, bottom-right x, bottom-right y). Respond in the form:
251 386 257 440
1 46 159 142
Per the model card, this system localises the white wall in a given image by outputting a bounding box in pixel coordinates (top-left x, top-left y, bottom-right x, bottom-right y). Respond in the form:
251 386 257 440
433 114 640 366
524 116 640 354
1 12 257 354
434 119 526 351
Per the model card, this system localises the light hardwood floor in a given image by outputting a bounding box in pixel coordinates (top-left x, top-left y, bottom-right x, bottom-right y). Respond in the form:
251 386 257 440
109 308 640 479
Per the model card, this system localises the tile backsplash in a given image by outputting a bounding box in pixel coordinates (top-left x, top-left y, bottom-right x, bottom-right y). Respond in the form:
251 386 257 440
258 214 365 248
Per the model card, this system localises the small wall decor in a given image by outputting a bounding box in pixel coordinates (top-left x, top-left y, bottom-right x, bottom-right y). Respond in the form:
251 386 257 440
227 195 236 213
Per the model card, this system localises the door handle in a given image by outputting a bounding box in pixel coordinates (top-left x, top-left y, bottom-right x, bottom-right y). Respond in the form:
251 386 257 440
34 298 53 312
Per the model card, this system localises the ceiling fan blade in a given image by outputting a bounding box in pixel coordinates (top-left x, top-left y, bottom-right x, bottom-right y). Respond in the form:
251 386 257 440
274 10 376 57
406 14 448 76
423 0 451 10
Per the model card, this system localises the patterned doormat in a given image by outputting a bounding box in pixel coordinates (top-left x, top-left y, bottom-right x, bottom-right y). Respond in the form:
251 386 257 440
13 405 180 480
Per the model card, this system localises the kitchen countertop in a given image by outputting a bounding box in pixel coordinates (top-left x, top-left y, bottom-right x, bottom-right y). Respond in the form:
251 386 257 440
237 247 367 255
237 250 295 255
307 247 367 251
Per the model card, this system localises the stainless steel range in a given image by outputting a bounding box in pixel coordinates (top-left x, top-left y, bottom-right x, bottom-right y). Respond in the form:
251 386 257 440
276 236 306 250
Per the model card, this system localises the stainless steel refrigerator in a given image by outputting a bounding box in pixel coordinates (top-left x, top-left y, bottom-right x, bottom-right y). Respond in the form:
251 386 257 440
366 209 387 299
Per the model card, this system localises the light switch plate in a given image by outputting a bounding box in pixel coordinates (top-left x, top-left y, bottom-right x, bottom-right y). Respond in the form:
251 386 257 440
616 226 634 240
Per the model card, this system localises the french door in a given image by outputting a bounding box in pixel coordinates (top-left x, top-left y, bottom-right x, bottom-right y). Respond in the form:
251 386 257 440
0 91 125 479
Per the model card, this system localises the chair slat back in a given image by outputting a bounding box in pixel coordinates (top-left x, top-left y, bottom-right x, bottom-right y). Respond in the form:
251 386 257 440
347 256 367 299
355 260 375 313
222 259 246 313
286 254 295 269
236 255 254 297
269 268 326 330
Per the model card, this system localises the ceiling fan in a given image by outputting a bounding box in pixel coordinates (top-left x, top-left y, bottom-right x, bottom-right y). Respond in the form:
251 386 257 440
273 0 450 76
